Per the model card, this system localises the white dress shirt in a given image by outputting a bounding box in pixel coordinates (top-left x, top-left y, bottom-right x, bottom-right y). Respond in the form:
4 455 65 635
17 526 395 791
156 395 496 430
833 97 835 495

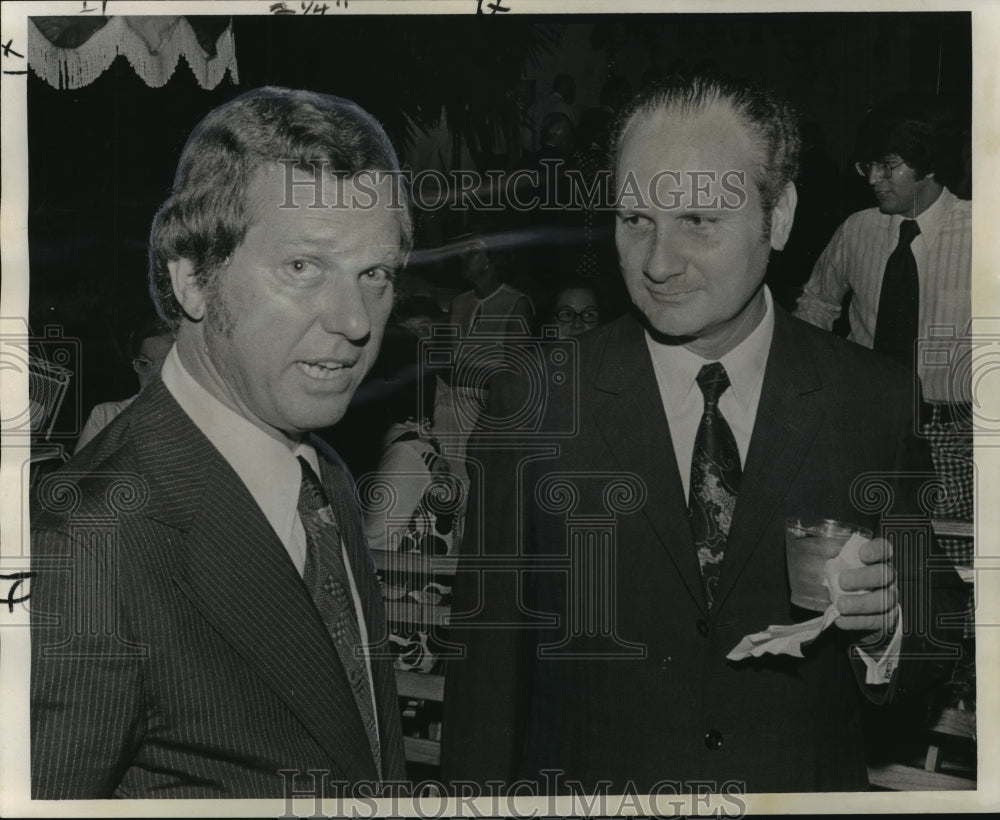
161 347 380 730
794 187 972 403
646 288 774 500
646 288 900 683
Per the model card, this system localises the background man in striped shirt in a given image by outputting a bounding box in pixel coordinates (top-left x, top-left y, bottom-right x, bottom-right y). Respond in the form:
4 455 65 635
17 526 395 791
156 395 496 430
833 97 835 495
794 95 973 563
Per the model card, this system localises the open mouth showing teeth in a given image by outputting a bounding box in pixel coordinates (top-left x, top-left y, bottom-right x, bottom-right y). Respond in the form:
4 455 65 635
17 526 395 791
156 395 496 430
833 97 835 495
298 361 352 379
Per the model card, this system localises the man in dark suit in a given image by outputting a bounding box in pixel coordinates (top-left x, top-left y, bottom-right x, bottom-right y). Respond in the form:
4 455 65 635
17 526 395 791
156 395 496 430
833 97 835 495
31 88 411 798
442 75 965 794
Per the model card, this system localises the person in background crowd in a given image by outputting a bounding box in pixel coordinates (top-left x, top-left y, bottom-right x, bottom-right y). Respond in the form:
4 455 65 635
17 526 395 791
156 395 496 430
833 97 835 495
551 280 601 338
448 234 534 338
433 234 535 502
793 95 973 562
363 298 461 556
74 317 174 453
541 72 577 128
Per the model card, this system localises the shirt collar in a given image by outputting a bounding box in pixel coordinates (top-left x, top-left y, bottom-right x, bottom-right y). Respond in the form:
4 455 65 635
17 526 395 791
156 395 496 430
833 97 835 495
892 185 953 248
161 347 320 546
645 286 776 411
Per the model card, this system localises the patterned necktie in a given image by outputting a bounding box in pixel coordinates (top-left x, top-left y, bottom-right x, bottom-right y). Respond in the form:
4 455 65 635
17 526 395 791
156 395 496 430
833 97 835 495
297 456 381 778
872 219 921 367
688 363 741 609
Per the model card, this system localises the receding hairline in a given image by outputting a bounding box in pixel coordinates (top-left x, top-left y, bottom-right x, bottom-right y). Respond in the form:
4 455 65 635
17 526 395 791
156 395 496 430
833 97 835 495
615 96 767 175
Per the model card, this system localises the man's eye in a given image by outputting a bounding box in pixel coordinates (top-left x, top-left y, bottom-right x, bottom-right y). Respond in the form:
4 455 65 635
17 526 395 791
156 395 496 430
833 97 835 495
361 267 395 285
618 213 647 228
286 259 321 279
682 214 715 228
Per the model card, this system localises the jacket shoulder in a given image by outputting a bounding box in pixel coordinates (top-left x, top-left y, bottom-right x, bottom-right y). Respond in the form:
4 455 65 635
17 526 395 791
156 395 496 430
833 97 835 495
31 392 166 534
781 310 914 398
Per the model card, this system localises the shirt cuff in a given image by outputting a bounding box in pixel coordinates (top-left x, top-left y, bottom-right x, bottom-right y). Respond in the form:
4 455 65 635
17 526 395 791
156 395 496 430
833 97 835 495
854 605 904 685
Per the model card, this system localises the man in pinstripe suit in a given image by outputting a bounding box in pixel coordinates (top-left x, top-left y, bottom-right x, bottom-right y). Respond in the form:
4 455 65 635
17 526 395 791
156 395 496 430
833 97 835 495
31 88 411 798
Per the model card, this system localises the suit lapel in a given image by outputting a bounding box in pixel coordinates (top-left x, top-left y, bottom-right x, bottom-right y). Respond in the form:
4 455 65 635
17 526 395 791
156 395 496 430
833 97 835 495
591 315 709 613
712 308 825 613
130 377 379 782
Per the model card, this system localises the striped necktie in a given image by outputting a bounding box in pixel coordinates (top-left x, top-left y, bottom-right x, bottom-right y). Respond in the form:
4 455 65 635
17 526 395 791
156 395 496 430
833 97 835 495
297 455 381 777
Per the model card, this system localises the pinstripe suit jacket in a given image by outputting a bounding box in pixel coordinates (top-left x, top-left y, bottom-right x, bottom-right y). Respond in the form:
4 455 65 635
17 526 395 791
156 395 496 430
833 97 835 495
30 373 405 798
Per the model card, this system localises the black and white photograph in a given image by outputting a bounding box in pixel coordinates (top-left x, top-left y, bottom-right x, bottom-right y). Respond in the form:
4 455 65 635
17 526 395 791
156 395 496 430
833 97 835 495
1 0 996 814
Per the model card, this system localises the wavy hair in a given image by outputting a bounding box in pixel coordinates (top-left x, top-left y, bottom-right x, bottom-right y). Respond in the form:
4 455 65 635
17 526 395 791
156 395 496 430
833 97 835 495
148 86 412 328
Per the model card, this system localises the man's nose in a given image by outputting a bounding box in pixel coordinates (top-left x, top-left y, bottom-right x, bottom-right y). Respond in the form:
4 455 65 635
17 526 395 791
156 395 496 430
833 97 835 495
318 277 372 341
643 225 686 281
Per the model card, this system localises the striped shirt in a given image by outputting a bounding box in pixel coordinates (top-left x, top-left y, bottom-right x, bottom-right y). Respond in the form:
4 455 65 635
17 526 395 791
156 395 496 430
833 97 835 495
793 187 971 402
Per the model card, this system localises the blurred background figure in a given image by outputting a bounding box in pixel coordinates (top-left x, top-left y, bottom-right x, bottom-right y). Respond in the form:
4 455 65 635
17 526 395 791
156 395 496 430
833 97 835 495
449 234 534 337
363 296 463 555
537 111 575 159
541 72 577 129
551 279 602 338
74 316 173 453
396 295 447 340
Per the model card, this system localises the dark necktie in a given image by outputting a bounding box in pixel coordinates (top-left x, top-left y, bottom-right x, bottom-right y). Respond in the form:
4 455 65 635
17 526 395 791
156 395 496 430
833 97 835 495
297 456 381 777
872 219 921 367
688 363 741 609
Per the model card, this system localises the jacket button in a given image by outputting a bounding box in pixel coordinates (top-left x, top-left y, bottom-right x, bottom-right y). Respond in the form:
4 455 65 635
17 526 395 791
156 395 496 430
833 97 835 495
696 618 709 637
704 729 724 750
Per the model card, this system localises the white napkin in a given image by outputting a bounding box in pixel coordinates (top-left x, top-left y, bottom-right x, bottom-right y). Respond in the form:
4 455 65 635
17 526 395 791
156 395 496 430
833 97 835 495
726 533 868 661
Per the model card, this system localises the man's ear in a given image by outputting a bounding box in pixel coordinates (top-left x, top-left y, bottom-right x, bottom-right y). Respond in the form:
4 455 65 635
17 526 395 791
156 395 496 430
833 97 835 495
769 181 798 252
168 258 206 322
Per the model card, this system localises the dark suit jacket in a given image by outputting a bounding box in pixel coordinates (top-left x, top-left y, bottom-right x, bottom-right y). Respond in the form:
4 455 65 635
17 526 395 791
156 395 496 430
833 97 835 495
30 374 405 798
442 306 965 793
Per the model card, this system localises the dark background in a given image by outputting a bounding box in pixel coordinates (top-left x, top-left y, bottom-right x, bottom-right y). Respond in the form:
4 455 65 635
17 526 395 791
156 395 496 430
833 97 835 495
26 11 971 440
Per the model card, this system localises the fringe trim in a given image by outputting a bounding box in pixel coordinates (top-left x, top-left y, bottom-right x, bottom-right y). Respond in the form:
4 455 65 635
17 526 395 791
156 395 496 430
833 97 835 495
28 16 239 90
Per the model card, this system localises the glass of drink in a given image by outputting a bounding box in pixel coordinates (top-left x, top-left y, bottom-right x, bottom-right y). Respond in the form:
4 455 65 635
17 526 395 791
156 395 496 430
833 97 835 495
785 518 873 611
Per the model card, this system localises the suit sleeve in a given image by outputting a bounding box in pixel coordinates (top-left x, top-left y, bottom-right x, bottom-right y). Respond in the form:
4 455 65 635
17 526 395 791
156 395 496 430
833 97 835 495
31 526 146 798
854 388 968 703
